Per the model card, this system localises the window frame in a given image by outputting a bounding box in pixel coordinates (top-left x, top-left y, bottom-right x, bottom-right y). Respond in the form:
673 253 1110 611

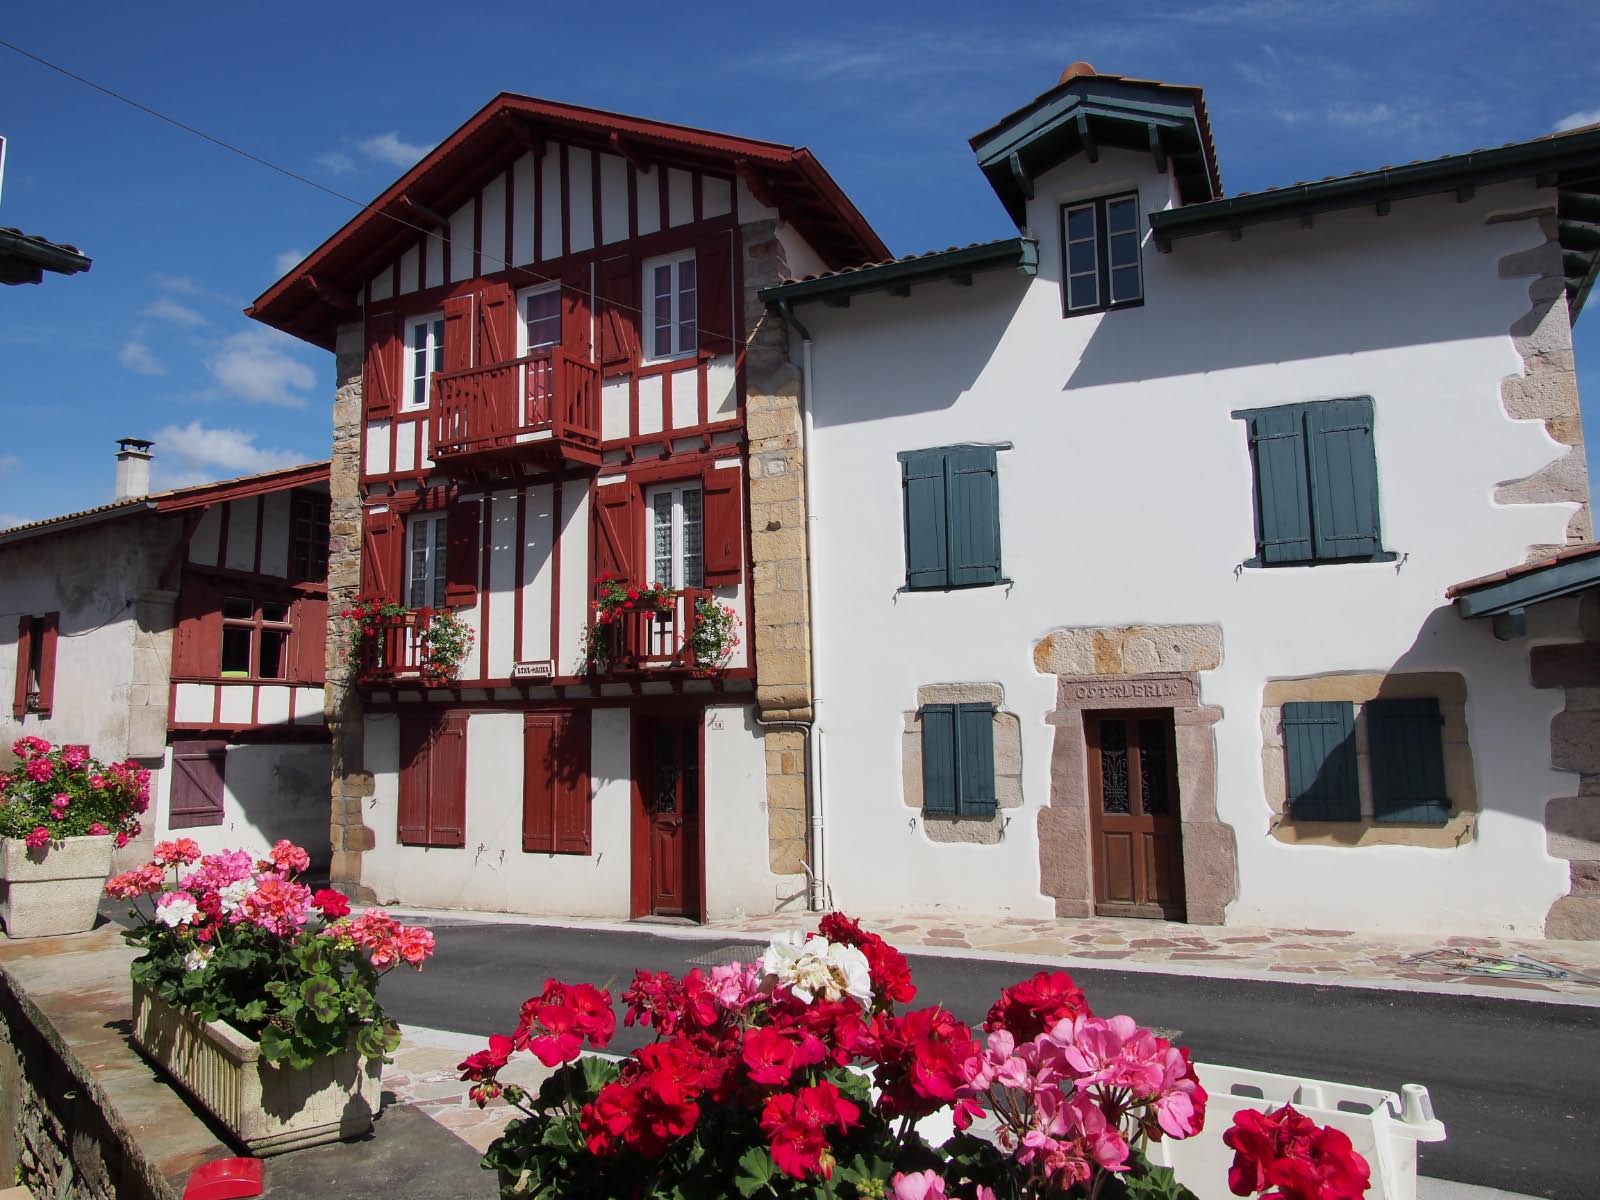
288 491 330 583
644 481 705 590
1059 192 1144 317
516 283 563 356
219 596 294 681
641 251 698 364
406 512 450 610
401 311 446 412
12 613 59 718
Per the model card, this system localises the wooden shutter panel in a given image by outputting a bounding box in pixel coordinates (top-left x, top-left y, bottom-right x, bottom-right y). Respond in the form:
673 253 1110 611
701 465 743 586
522 712 557 853
444 495 482 608
364 311 401 419
697 231 735 359
361 509 402 602
169 740 227 829
12 616 32 717
291 596 327 684
561 262 591 362
477 282 514 368
1306 397 1381 560
34 613 58 715
525 712 591 855
956 703 997 818
1282 701 1359 820
598 253 639 371
920 704 957 817
442 293 474 374
172 581 220 678
946 448 1001 587
553 710 592 854
1368 698 1450 824
397 714 431 845
1247 408 1314 564
428 713 469 846
901 449 949 589
594 487 638 580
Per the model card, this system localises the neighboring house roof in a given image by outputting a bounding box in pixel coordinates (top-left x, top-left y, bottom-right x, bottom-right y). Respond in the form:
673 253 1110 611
0 226 91 285
968 64 1222 227
758 237 1039 307
1149 123 1600 319
1447 542 1600 619
0 461 331 548
248 94 890 349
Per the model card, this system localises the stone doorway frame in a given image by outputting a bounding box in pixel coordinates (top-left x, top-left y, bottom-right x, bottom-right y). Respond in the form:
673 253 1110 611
1039 672 1236 924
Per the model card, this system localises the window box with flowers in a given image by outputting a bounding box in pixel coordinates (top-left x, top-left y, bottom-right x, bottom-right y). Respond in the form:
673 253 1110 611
583 575 741 674
0 736 150 938
340 599 474 685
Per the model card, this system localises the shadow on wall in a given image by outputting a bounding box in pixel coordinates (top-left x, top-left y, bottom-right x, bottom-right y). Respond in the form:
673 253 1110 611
227 744 334 869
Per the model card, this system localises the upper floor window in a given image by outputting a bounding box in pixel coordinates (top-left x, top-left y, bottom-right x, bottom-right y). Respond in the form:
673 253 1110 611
643 252 697 362
403 313 445 411
646 482 703 589
520 286 562 355
898 445 1003 591
407 512 449 609
289 492 330 582
220 597 292 680
12 613 58 718
1061 193 1142 315
1234 397 1393 567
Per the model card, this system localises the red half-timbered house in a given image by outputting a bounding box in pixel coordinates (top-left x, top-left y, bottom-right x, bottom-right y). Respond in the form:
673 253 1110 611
249 95 883 920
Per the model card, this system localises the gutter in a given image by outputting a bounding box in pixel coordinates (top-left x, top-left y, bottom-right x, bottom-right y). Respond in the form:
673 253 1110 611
759 237 1038 308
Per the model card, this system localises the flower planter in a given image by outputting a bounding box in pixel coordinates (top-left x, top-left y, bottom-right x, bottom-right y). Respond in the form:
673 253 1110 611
0 834 114 938
131 981 383 1155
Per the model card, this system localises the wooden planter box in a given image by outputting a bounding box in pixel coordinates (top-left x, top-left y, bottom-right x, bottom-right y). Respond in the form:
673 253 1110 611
0 834 114 938
131 982 383 1155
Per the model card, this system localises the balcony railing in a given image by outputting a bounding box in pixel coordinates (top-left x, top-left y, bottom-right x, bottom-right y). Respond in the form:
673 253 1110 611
591 587 710 673
431 348 601 469
357 609 443 684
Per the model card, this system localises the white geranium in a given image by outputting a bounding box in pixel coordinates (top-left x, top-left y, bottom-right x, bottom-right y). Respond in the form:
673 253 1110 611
218 878 252 913
155 891 199 927
760 933 873 1008
182 946 213 973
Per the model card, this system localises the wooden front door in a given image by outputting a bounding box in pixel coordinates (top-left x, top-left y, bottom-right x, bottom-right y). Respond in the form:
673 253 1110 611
1087 711 1186 919
639 715 702 918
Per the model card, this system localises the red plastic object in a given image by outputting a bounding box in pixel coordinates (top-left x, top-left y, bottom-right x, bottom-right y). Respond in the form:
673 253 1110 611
183 1157 264 1200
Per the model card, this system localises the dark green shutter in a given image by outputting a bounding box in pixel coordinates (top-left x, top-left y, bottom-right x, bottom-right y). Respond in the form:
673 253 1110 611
1368 698 1449 824
1247 408 1314 563
946 448 1002 587
1282 701 1359 820
901 450 949 589
920 704 958 816
956 703 997 818
1306 397 1381 559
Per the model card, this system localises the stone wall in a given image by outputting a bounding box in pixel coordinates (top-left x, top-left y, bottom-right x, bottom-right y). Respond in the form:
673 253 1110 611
901 682 1023 845
1537 593 1600 939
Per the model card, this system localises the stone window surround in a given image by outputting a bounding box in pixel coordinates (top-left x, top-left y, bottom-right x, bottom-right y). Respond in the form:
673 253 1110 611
1261 672 1477 849
901 683 1022 845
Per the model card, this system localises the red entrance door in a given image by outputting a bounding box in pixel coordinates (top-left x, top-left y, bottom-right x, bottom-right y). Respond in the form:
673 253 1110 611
639 716 702 918
1086 711 1186 920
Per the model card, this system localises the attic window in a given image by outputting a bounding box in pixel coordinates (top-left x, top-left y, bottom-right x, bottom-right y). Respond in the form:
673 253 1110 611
1061 193 1143 315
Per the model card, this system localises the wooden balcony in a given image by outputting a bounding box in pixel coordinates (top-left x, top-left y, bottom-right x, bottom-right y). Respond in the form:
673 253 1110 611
358 609 447 685
592 587 711 674
430 349 602 473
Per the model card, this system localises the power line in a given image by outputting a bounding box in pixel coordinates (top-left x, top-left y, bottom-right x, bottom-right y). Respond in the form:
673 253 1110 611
0 37 746 351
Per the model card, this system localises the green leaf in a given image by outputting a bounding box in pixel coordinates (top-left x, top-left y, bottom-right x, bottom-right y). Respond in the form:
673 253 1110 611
733 1147 777 1198
1103 1152 1203 1200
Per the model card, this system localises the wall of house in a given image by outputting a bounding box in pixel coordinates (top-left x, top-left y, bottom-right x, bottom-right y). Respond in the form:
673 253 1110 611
150 741 333 866
796 153 1584 936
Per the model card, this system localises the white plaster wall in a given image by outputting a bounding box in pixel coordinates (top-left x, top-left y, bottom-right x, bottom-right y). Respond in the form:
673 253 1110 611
152 741 332 867
800 156 1580 936
703 702 781 917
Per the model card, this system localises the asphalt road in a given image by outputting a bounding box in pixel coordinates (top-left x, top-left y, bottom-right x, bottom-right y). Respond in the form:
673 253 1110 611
378 920 1600 1200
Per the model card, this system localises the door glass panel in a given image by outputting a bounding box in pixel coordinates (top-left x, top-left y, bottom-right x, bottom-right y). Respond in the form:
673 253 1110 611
1138 719 1168 815
1099 720 1130 814
680 725 699 817
652 724 679 814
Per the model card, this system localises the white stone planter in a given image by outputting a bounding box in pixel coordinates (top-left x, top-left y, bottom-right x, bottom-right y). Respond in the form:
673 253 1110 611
131 981 383 1155
0 834 114 938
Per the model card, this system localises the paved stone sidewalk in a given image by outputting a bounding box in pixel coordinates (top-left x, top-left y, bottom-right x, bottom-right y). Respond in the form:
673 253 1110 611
383 1026 557 1156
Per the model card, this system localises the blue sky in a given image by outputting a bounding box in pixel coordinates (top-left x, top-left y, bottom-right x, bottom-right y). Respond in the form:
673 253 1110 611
2 2 1599 527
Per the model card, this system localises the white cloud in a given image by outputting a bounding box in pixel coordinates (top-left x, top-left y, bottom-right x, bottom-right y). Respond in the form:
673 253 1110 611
205 329 316 408
143 296 206 328
152 274 205 296
119 339 165 376
274 248 307 275
0 513 33 532
1556 108 1600 132
150 421 309 489
0 454 17 475
357 131 434 167
317 150 355 175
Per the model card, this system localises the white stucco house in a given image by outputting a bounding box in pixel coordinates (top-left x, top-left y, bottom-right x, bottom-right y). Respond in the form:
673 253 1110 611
755 65 1600 938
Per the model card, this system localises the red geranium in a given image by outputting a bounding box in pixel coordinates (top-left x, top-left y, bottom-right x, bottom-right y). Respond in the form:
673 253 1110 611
984 969 1091 1040
1223 1104 1371 1200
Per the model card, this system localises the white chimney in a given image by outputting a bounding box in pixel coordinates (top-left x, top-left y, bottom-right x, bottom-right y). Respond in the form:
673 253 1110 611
115 437 154 500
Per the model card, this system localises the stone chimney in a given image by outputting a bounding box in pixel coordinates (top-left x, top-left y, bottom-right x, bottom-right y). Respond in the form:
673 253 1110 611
114 437 154 500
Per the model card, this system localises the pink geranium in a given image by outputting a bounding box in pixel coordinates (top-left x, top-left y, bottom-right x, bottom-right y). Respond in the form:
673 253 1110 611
23 826 50 850
151 838 202 867
265 839 311 875
237 875 312 937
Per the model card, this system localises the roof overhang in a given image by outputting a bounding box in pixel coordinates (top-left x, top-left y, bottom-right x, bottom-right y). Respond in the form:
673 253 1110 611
248 95 888 349
0 227 91 285
1447 543 1600 638
1149 125 1600 322
969 74 1221 228
758 237 1038 308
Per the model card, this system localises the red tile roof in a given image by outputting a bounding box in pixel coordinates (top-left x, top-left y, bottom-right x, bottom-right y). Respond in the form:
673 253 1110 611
1446 542 1600 598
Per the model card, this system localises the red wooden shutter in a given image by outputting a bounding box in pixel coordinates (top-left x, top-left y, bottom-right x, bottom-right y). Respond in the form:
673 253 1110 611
598 253 639 371
594 487 638 581
701 465 743 586
477 281 514 367
444 495 482 608
364 310 401 419
428 712 468 847
170 739 227 829
291 595 327 684
397 714 432 845
172 581 220 679
442 293 474 373
522 712 557 853
553 710 592 854
361 509 402 602
697 231 735 359
35 613 58 716
561 263 591 362
11 616 32 718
